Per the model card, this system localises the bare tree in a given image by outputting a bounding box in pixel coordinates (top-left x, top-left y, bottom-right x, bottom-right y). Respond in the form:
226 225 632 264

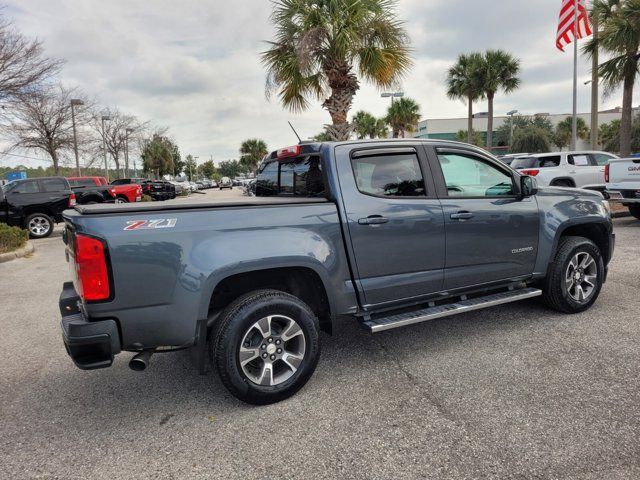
2 84 91 174
93 107 147 178
0 16 63 101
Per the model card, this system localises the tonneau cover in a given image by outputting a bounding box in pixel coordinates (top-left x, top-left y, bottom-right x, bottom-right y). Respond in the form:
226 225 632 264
73 196 329 215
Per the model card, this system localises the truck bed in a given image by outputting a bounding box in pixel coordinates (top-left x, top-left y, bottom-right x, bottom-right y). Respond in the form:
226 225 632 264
71 196 329 215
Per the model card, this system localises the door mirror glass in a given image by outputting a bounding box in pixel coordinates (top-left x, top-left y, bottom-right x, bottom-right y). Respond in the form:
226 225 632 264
520 175 538 197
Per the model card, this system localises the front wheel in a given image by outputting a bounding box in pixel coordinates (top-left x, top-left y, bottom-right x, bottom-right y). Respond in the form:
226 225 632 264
211 290 320 405
628 204 640 220
542 236 604 313
114 196 128 204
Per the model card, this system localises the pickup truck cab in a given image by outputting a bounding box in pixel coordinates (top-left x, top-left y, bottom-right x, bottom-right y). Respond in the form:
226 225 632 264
511 150 617 193
1 176 75 238
59 140 614 404
68 176 142 204
605 157 640 219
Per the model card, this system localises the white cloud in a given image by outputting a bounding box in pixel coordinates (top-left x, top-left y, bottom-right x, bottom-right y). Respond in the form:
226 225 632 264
2 0 637 169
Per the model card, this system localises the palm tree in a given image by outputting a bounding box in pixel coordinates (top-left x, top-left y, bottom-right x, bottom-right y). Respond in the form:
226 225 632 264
554 116 590 150
352 111 378 139
446 52 485 144
385 97 420 138
478 50 520 148
262 0 412 141
239 138 268 171
584 0 640 157
374 118 389 139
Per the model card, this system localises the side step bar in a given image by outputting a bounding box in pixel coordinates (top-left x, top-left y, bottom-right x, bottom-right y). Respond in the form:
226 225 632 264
363 287 542 333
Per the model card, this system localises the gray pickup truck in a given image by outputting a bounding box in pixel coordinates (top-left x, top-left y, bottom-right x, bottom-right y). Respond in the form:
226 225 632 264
59 140 614 404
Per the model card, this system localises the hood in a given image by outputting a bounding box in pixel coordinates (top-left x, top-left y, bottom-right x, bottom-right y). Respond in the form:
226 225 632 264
537 185 604 199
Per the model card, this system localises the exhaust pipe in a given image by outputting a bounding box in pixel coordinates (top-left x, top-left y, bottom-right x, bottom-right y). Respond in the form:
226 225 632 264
129 350 154 371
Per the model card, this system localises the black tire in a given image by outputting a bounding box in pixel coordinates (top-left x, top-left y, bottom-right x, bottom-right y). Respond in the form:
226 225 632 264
115 196 128 204
628 204 640 220
542 236 604 313
211 289 320 405
552 179 574 188
25 212 53 239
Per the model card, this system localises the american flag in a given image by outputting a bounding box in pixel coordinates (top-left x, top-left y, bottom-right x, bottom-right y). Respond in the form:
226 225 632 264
556 0 593 51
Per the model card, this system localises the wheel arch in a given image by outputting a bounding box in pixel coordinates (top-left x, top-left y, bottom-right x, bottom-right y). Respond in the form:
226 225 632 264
550 177 576 187
550 220 612 268
202 264 334 334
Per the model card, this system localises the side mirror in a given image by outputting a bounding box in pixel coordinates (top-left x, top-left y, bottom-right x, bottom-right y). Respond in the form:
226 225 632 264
520 175 538 197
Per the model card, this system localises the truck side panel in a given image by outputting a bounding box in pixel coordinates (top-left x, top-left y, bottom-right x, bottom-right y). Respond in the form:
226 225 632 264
66 203 358 350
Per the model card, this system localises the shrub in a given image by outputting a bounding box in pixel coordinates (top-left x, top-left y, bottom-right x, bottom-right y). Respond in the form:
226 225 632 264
141 194 153 202
0 223 28 254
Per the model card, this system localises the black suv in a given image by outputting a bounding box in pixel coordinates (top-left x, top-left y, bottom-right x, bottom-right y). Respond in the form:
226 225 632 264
0 177 73 238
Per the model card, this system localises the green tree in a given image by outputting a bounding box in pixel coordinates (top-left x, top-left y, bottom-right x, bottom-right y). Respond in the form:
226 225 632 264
141 135 173 178
495 114 554 147
239 138 268 171
171 143 185 176
599 113 640 152
385 97 421 138
554 116 590 150
455 129 484 146
511 126 551 154
352 111 378 139
477 50 520 148
584 0 640 157
218 159 244 178
262 0 412 140
184 154 197 181
446 52 484 144
313 130 333 141
198 160 217 179
374 118 389 139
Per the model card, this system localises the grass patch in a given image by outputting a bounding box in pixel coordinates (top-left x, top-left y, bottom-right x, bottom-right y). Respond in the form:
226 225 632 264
0 223 28 254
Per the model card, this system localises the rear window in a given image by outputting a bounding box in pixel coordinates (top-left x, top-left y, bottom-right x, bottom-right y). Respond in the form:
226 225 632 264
256 155 325 197
41 178 69 192
511 156 561 169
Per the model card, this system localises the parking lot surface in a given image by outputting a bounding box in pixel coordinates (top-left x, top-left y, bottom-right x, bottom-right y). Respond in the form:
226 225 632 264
1 190 639 479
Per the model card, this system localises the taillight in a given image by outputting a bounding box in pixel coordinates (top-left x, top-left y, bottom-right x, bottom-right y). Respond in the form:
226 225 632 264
109 188 116 197
521 169 539 176
74 234 110 301
69 193 77 207
145 185 151 192
605 163 610 182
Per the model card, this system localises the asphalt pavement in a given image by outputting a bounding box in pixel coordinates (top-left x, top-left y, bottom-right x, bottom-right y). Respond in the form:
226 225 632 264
0 189 639 479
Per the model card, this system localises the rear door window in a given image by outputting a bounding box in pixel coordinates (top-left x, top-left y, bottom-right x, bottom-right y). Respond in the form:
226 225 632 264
568 154 592 166
592 153 614 166
11 180 40 194
511 156 560 169
351 152 426 197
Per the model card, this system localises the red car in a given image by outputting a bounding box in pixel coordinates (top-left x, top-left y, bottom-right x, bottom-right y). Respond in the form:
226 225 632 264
67 176 142 203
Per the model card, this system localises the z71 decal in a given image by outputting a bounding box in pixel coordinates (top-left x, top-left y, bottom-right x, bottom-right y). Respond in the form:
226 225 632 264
123 219 177 231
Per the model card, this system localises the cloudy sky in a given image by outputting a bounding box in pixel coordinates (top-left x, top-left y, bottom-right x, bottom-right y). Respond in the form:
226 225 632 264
3 0 638 168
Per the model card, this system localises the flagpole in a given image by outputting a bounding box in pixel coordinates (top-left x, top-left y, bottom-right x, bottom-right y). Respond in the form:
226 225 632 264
571 0 579 150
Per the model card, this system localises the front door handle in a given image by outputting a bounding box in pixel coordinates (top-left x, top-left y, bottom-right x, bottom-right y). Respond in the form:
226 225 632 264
450 211 474 220
358 215 389 225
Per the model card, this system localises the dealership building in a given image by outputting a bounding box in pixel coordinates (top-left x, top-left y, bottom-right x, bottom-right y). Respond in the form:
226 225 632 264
412 107 633 153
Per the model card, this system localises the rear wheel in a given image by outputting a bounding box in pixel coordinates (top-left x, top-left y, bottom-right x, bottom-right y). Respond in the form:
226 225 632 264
211 290 320 405
628 204 640 220
25 213 53 239
114 196 128 204
542 236 604 313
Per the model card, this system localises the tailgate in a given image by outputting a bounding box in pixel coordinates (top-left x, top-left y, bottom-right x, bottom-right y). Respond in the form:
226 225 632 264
608 158 640 189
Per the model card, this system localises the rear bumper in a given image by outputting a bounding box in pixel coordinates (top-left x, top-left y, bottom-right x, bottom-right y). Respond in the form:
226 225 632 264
59 282 120 370
606 190 640 203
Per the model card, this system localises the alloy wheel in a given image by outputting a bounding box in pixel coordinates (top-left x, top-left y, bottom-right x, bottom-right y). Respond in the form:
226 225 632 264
565 252 598 303
238 315 306 386
28 216 50 237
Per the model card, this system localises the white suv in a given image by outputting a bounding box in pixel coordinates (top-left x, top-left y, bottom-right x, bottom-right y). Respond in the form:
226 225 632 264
511 151 617 192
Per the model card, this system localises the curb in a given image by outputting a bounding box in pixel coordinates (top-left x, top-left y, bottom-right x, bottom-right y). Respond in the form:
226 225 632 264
0 241 35 264
612 211 631 219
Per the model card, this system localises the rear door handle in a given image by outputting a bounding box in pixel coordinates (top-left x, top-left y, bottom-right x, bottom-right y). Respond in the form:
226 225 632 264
358 215 389 225
450 211 474 220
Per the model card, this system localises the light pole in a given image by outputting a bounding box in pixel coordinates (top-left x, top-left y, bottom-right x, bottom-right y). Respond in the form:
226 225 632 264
192 156 199 181
101 115 111 181
124 127 134 178
507 110 518 149
381 91 404 105
70 99 84 176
